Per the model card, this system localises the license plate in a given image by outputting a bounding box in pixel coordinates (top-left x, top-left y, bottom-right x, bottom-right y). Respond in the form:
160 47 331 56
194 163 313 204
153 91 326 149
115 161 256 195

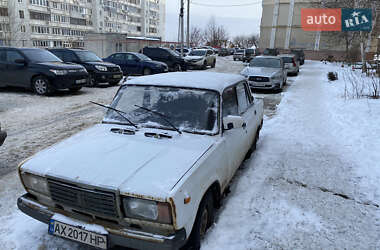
75 79 87 84
48 220 107 249
113 74 122 79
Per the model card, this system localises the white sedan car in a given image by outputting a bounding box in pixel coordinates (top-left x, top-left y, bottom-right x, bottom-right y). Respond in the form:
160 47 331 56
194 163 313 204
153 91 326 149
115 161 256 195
184 49 216 69
17 72 264 250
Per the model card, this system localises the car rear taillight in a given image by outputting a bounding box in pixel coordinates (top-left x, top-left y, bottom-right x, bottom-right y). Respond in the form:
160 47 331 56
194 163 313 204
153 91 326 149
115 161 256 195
292 58 296 67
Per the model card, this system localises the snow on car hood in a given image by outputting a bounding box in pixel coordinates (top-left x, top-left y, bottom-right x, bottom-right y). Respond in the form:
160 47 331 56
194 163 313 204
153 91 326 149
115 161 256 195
241 66 281 77
20 124 215 198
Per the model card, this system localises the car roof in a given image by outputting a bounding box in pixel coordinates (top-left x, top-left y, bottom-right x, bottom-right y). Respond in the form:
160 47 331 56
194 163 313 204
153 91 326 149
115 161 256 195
125 72 245 94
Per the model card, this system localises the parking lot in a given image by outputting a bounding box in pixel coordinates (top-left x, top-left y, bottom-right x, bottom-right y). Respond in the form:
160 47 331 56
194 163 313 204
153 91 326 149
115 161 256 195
4 56 379 250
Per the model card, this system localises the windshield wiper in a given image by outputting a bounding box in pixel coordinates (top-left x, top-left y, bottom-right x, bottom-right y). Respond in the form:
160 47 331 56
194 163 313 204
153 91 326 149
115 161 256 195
134 105 182 134
90 101 138 129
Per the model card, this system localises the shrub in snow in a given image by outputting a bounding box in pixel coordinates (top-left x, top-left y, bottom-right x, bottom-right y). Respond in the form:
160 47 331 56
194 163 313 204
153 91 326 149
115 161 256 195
328 72 338 81
341 68 380 99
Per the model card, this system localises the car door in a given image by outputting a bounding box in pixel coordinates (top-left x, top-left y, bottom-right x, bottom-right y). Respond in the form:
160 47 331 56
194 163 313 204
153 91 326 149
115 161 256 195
110 53 127 73
236 81 257 150
222 86 247 180
5 49 29 87
125 53 141 75
63 51 79 63
207 50 213 64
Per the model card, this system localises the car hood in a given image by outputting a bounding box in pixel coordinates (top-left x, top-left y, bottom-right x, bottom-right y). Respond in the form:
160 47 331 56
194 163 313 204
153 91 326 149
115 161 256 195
20 124 216 198
35 62 84 70
241 66 281 77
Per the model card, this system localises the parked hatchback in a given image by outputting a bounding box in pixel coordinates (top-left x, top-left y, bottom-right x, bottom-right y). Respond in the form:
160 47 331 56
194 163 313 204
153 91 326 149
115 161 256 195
290 49 305 65
263 48 279 56
279 54 299 76
103 52 168 76
142 47 187 72
49 49 123 87
0 47 88 95
233 49 245 61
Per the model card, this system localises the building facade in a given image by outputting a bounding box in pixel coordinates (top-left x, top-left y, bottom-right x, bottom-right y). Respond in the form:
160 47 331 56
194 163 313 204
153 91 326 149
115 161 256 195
259 0 380 60
0 0 165 48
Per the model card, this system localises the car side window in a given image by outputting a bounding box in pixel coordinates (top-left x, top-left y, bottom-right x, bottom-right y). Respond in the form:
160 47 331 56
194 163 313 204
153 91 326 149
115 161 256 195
126 54 136 61
51 51 63 60
6 50 24 63
114 53 125 60
63 51 77 62
236 83 249 114
222 87 238 117
244 81 254 104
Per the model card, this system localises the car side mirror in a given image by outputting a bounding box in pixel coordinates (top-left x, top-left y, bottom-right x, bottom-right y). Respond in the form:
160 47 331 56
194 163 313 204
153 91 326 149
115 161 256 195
223 115 246 131
14 59 26 65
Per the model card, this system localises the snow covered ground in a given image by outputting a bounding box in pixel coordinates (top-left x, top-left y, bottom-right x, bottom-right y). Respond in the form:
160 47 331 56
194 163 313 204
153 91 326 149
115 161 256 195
1 59 380 249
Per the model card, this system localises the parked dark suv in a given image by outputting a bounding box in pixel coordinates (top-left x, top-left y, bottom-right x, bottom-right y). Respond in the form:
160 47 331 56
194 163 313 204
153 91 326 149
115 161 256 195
103 52 168 76
263 48 280 56
0 123 6 146
49 49 123 86
142 47 187 71
0 47 88 95
291 49 305 65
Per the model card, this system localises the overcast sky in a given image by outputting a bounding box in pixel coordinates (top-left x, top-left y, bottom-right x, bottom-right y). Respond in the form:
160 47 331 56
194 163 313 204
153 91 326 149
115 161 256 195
165 0 262 42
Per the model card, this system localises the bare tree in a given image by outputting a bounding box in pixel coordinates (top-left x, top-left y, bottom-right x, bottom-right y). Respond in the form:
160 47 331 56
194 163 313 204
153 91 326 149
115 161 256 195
203 17 229 47
190 26 203 47
233 34 259 48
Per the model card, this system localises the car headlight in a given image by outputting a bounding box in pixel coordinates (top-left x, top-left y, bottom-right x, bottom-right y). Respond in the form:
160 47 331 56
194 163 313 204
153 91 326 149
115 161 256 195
122 197 172 224
50 69 68 75
271 74 282 81
94 65 107 71
21 172 49 195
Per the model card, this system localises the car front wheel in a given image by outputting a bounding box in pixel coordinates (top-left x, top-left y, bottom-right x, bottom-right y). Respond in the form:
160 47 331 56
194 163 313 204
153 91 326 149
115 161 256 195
32 76 52 95
183 191 215 250
173 64 181 72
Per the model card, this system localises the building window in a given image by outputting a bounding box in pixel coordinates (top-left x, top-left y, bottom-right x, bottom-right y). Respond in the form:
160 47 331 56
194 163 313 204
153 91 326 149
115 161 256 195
19 10 24 19
21 25 26 32
0 8 8 17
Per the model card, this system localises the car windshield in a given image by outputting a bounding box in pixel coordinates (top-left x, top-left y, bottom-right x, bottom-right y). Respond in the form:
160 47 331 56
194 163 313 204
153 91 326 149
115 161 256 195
103 86 219 135
136 53 152 61
246 49 255 54
250 58 282 68
189 50 206 56
75 51 102 62
22 50 62 63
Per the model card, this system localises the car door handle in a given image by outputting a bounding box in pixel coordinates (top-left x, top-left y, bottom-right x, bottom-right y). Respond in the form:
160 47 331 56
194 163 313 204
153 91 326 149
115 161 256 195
242 122 247 129
254 110 257 115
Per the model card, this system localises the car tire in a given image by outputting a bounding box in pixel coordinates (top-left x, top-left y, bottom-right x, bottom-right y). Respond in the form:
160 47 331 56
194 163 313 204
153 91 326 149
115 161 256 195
68 86 82 93
202 61 207 70
233 58 236 61
143 68 152 75
245 128 260 160
89 75 98 87
211 60 216 68
173 64 181 72
183 191 215 250
32 76 52 96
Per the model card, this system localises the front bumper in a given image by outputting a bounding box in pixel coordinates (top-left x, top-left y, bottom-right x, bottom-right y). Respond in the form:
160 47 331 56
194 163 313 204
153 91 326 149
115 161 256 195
17 194 187 250
0 130 6 146
92 71 123 83
48 73 89 90
248 80 280 90
186 59 204 68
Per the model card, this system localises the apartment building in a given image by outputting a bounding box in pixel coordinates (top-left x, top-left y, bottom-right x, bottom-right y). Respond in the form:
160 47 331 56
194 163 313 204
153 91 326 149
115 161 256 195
0 0 165 48
259 0 379 60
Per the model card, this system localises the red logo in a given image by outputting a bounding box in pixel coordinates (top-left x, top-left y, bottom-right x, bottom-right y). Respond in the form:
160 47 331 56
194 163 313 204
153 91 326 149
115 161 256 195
301 9 342 31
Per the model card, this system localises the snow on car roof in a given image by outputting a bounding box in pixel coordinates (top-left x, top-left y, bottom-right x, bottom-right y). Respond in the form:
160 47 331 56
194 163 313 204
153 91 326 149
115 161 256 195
125 72 245 93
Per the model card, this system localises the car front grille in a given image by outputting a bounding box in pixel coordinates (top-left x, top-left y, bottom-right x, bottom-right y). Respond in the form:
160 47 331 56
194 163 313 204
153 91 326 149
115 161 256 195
249 76 270 82
48 180 118 218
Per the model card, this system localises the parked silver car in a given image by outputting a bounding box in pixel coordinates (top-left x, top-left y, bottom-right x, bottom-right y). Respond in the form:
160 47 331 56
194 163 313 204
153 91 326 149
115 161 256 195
233 49 245 61
240 56 287 91
279 54 299 76
185 49 216 69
